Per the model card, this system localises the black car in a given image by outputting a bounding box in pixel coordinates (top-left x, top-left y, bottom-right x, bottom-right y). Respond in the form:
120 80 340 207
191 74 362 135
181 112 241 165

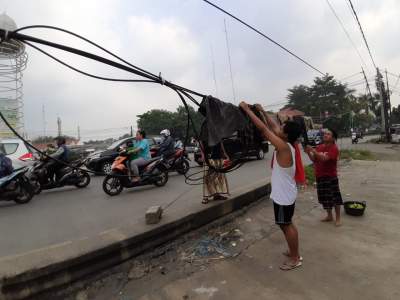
85 137 159 175
194 140 269 166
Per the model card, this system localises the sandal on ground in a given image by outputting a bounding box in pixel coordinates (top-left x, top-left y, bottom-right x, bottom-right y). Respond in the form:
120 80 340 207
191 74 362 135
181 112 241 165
213 194 228 201
202 198 210 204
282 250 303 261
280 260 302 271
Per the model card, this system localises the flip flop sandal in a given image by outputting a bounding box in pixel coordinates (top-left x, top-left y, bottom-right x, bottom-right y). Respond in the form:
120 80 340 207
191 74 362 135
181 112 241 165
280 260 302 271
202 198 209 204
282 251 303 261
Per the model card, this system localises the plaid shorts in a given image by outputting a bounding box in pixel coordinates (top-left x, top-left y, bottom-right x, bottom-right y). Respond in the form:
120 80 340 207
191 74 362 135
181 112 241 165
316 176 343 209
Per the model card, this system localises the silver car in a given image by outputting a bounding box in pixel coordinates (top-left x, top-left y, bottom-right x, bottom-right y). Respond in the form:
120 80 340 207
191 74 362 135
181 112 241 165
0 138 36 169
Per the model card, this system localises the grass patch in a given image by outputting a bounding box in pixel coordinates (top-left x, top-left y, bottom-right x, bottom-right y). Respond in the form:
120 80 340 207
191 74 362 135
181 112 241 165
304 165 315 185
340 149 375 161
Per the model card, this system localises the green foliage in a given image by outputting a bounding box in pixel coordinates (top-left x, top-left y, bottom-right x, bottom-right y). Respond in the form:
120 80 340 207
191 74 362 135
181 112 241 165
304 165 315 185
286 75 379 133
137 105 204 139
340 149 375 161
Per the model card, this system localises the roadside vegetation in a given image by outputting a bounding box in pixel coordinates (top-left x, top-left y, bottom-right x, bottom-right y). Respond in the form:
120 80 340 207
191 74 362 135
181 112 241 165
340 149 375 161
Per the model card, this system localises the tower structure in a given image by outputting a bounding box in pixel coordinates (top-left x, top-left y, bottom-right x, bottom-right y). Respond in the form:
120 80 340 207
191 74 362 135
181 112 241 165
0 13 28 138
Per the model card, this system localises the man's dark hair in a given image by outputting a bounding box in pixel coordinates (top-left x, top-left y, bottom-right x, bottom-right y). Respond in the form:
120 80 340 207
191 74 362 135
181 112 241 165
55 136 66 145
138 130 146 138
326 127 338 140
283 121 302 145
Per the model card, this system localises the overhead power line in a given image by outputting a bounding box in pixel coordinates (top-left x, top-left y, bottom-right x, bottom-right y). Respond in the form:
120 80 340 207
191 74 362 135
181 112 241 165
200 0 325 75
325 0 370 72
339 71 362 81
346 0 377 69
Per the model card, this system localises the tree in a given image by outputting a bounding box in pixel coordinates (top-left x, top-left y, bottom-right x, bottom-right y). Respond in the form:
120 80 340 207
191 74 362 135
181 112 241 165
137 105 204 139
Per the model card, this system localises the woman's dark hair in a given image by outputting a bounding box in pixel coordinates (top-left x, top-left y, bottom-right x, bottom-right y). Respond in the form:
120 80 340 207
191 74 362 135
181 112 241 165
326 127 338 140
283 121 302 145
55 136 66 145
137 129 146 138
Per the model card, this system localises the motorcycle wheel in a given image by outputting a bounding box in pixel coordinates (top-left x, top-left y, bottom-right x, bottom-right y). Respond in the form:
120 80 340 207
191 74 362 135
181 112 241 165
154 170 168 187
14 182 34 204
103 175 123 196
31 180 42 194
176 159 190 175
75 172 91 188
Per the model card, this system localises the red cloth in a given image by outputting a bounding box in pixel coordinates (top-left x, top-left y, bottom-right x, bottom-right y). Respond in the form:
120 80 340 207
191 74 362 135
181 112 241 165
314 143 339 178
294 143 306 185
270 143 306 185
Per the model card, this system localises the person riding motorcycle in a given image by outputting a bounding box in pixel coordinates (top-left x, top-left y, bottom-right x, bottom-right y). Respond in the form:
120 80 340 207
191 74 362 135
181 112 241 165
43 136 70 182
0 149 13 179
158 129 175 157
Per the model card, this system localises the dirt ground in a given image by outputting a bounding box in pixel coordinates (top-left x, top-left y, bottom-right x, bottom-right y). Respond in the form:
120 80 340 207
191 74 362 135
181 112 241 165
67 144 400 300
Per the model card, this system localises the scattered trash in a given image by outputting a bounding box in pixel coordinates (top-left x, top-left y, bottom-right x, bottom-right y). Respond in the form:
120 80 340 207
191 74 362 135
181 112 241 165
193 286 219 298
220 280 227 285
239 238 245 242
246 218 252 222
128 262 148 280
231 242 237 247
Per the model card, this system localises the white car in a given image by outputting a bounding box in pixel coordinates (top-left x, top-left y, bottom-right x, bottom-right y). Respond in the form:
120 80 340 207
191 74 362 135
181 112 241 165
0 138 36 169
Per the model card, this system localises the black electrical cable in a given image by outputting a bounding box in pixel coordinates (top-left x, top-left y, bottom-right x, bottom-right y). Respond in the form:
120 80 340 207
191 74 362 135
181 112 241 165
0 26 250 182
325 0 370 72
346 0 377 69
201 0 325 76
14 25 161 80
24 41 157 83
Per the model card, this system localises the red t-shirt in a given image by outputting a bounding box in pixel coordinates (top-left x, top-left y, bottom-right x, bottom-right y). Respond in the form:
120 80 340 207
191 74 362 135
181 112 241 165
314 143 339 178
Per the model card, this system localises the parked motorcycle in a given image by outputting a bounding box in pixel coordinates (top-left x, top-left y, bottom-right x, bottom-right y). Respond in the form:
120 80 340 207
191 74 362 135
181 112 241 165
0 168 35 204
102 150 168 196
165 148 190 175
28 157 91 193
351 133 358 144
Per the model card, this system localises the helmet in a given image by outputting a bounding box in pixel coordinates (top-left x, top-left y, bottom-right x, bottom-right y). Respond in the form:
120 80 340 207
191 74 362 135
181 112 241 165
160 129 170 137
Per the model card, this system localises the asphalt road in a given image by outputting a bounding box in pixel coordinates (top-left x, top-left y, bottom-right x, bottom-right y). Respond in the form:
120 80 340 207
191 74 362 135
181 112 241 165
0 136 369 258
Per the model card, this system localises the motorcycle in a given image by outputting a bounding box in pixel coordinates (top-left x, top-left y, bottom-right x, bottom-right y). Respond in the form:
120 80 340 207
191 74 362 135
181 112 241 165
351 133 358 144
0 168 35 204
165 148 190 175
28 157 91 193
102 150 169 196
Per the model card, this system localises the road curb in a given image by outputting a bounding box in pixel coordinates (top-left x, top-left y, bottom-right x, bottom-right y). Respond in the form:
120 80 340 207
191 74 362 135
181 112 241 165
0 183 270 300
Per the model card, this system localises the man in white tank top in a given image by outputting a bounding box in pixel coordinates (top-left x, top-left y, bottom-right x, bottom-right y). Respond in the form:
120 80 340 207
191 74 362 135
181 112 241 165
240 101 303 271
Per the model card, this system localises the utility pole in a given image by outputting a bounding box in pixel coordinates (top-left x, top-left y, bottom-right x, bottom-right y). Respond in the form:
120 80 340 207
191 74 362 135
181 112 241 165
385 69 392 119
42 104 46 137
57 116 62 137
375 68 390 142
77 125 81 141
130 126 133 136
224 19 237 104
361 67 372 114
210 44 219 97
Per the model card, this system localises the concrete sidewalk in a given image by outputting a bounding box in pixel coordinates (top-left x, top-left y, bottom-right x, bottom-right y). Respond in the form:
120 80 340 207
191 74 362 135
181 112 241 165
81 159 400 300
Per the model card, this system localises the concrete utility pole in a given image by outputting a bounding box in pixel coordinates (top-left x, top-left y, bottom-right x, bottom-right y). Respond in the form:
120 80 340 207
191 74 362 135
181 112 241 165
375 68 391 142
385 69 392 119
361 67 372 114
57 116 62 137
77 125 81 141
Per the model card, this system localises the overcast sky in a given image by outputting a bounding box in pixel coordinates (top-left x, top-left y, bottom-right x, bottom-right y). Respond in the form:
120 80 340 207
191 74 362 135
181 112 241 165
1 0 400 140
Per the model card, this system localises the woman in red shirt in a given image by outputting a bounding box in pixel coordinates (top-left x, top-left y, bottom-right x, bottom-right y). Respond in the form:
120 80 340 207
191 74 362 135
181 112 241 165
305 128 343 226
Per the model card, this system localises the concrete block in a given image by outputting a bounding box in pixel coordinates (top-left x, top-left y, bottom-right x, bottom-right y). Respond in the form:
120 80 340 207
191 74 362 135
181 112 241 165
145 206 163 224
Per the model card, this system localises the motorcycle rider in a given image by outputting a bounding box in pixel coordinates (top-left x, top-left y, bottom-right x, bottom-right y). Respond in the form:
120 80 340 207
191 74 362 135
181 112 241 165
0 148 13 179
43 136 70 182
158 129 175 157
174 137 183 150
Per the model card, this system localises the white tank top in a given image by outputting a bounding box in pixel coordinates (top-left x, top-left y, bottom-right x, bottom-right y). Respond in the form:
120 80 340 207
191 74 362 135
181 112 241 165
270 143 297 205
